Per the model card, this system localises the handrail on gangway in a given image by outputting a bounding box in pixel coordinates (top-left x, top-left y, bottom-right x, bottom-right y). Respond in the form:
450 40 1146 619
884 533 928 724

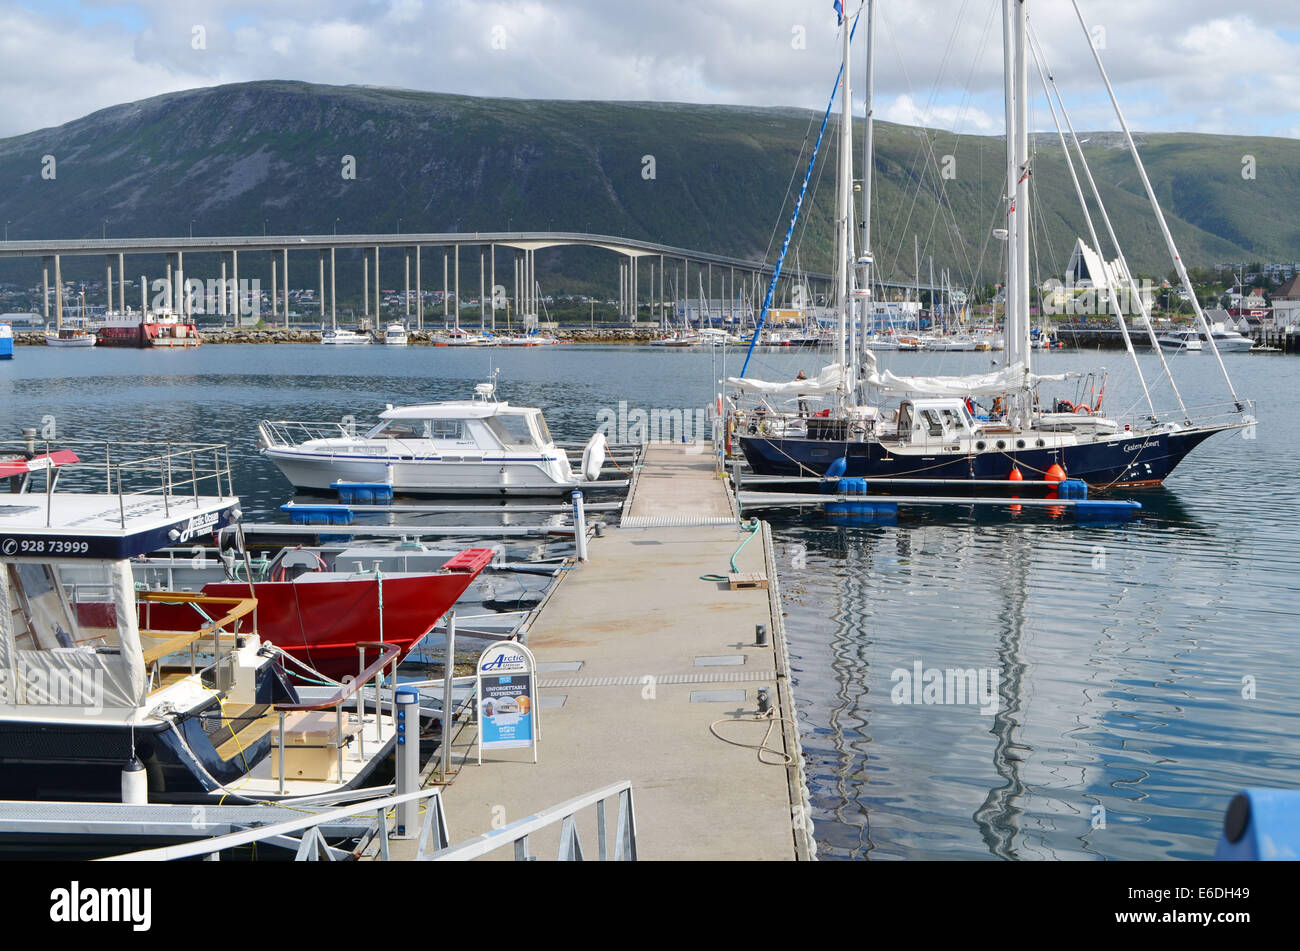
426 781 637 861
98 786 451 862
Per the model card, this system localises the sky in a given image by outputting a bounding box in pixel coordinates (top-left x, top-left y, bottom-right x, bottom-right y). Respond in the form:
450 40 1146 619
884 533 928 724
0 0 1296 140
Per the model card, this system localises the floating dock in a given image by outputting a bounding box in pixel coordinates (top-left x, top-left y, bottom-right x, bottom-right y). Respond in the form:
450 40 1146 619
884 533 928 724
400 443 814 861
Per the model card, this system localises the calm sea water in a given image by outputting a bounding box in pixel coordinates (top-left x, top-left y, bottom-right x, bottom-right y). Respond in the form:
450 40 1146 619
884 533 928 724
1 341 1294 860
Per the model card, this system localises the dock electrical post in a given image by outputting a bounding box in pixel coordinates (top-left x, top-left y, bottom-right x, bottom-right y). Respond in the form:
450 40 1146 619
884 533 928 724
572 490 588 562
395 687 419 837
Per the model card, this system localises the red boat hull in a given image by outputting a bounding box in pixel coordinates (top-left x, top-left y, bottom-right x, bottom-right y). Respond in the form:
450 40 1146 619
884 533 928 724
138 550 493 679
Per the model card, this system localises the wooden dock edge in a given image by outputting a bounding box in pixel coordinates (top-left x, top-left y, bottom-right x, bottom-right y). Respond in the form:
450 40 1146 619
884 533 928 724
762 519 817 861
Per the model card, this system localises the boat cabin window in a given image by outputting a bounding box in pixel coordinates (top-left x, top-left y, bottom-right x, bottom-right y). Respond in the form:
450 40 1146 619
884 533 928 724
940 408 968 432
423 419 464 440
921 409 944 437
6 562 120 652
488 414 538 448
374 419 422 439
533 413 553 446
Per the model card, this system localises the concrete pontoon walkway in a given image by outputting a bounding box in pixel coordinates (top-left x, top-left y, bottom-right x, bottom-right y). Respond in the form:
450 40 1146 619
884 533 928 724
420 443 811 861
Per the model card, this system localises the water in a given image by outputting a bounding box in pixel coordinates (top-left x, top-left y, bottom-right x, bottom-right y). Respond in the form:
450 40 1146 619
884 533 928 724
2 341 1294 860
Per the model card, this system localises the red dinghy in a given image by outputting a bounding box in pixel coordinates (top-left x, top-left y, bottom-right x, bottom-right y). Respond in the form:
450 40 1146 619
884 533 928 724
139 548 494 680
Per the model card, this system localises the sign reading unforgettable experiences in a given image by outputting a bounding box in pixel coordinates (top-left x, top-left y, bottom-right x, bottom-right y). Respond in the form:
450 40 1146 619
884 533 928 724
476 641 538 764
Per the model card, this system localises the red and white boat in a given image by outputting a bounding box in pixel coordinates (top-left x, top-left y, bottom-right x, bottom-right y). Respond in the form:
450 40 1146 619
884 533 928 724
97 308 200 348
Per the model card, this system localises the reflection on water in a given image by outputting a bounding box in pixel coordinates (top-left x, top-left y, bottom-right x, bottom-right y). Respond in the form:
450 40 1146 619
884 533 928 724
2 343 1296 859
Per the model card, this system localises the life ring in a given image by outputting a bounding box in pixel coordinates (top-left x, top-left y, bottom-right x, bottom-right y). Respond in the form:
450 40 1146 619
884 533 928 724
1074 404 1092 415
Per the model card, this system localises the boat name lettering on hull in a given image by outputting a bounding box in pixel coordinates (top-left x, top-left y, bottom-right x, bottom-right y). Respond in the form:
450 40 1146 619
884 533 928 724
177 511 220 542
1121 439 1161 453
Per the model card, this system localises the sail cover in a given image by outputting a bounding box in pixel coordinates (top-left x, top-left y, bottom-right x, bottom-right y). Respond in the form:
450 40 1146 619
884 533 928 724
727 363 848 395
864 362 1071 397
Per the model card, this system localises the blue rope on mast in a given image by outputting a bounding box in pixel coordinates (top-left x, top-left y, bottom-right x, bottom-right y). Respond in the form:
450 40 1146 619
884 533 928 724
740 14 858 378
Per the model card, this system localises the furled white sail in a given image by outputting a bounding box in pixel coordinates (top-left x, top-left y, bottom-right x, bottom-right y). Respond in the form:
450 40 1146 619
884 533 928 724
864 361 1071 397
726 363 848 396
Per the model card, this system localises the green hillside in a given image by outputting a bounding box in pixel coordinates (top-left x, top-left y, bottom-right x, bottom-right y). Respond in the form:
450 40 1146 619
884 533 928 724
0 81 1295 297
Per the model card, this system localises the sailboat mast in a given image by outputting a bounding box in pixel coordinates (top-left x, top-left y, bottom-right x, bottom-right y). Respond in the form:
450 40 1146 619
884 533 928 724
1002 0 1017 371
836 9 853 370
1013 0 1031 375
862 0 875 257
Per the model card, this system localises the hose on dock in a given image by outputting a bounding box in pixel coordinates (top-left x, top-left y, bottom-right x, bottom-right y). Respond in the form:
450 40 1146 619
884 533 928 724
699 517 761 582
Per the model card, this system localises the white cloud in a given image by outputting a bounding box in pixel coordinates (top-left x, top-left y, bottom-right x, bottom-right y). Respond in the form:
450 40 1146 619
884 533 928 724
0 0 1294 139
879 94 998 134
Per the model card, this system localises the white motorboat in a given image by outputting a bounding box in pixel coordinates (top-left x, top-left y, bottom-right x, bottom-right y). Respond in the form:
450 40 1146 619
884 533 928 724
258 380 610 496
382 322 409 346
1158 329 1203 352
1208 322 1253 352
321 327 372 345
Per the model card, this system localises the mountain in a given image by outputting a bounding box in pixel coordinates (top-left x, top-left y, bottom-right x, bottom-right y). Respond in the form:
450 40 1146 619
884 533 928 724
1 80 1296 297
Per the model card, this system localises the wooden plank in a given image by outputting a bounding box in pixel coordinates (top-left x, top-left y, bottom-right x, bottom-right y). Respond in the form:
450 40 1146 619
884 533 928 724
727 572 769 590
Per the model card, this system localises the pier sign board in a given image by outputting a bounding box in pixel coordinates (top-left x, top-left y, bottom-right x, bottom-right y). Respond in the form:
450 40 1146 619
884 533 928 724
476 641 539 764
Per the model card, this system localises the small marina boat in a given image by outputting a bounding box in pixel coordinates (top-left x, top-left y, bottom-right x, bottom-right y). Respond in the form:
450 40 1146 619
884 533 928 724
382 322 409 346
0 323 11 360
259 379 610 496
0 441 416 805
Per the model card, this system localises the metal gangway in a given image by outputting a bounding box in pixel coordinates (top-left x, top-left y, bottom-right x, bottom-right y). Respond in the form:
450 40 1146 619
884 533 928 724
87 780 637 861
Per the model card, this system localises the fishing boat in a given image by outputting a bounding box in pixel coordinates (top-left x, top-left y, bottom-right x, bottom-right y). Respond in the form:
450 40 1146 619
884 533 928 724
44 325 97 348
728 0 1254 489
44 293 98 348
0 441 420 805
258 378 611 496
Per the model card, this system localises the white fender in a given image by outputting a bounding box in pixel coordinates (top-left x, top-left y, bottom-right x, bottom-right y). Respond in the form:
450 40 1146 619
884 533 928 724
581 432 607 482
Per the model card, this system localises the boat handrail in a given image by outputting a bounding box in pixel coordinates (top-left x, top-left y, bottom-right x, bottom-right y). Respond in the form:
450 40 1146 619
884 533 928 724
137 592 257 668
257 419 358 448
271 641 402 795
0 439 235 524
275 641 401 714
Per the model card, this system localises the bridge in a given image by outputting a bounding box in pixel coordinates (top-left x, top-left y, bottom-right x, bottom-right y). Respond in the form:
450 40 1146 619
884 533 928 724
0 231 936 327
